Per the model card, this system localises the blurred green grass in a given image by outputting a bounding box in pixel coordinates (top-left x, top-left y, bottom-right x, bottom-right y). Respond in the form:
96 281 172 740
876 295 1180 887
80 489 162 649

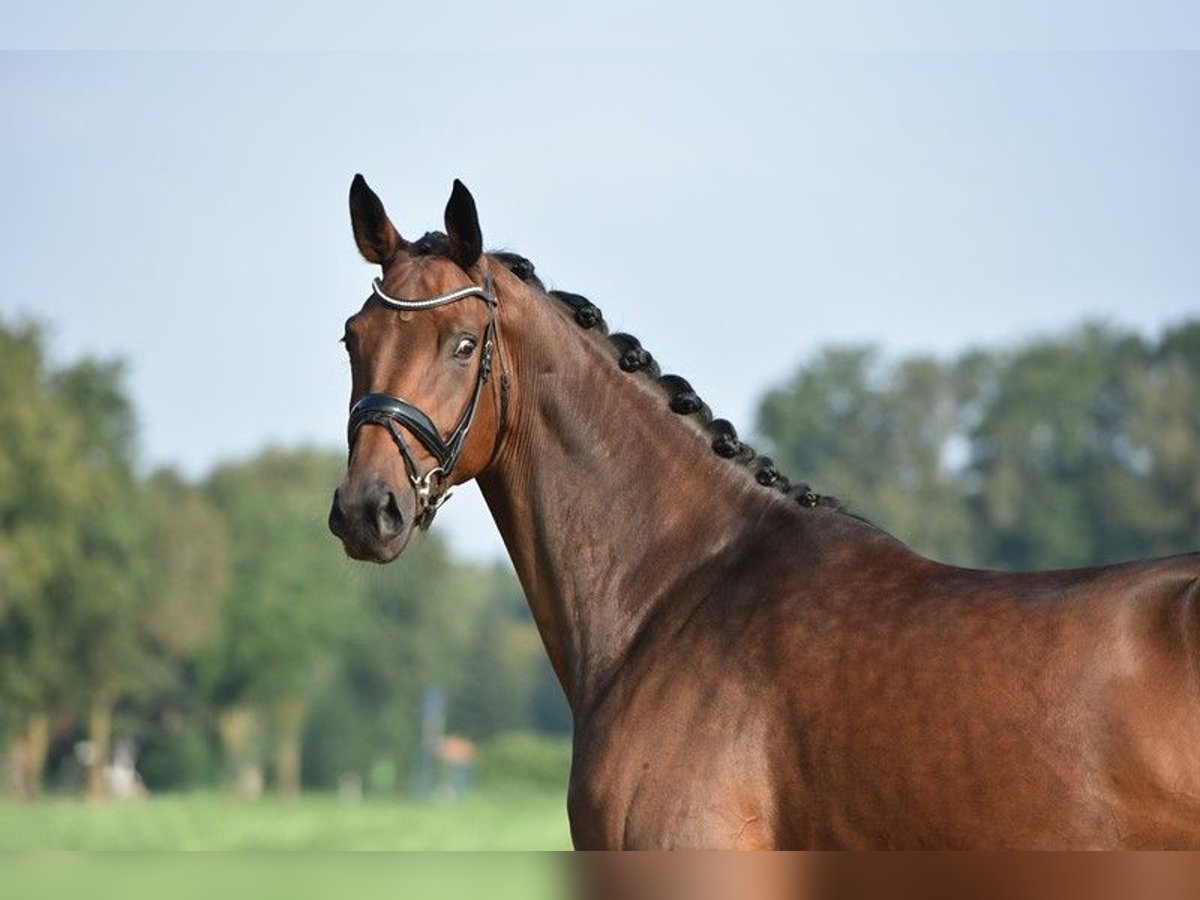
1 853 568 900
0 790 572 850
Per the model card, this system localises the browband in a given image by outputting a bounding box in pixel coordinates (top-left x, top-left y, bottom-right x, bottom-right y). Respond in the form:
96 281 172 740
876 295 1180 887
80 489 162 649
372 274 496 310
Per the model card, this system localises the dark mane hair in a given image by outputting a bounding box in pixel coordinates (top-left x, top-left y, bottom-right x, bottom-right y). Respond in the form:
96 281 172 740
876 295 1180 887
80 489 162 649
408 231 455 258
487 247 841 512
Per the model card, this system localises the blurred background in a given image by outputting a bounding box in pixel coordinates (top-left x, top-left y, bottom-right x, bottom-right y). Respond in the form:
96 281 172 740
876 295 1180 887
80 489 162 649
2 5 1198 850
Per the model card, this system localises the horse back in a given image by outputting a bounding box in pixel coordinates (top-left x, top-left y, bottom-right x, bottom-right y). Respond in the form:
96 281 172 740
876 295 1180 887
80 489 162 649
767 544 1200 848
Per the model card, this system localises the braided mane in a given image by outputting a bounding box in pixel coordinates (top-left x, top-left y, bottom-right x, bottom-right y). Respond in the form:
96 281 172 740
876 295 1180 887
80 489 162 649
405 234 839 510
487 250 840 512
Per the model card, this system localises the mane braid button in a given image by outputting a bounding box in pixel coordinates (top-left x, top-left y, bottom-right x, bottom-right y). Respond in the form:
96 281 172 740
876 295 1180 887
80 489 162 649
619 348 646 372
575 305 601 328
712 434 741 458
550 290 604 330
708 418 742 458
753 458 781 487
669 392 703 415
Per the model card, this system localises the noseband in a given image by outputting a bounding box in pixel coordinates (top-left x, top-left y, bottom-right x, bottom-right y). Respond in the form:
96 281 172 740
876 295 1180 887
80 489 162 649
347 270 504 531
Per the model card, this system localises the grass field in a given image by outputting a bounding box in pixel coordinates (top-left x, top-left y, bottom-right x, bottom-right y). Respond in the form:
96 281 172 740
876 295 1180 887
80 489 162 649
0 789 572 851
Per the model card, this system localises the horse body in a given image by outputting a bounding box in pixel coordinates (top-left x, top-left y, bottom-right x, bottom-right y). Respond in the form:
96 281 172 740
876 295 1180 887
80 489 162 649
564 524 1200 848
331 177 1200 848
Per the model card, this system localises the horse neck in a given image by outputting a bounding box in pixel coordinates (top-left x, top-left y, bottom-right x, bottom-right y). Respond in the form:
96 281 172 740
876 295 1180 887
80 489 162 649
476 276 783 716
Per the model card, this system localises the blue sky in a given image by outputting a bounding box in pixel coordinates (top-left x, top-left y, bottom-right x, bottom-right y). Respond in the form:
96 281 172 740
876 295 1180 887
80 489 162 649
4 2 1199 51
2 17 1198 559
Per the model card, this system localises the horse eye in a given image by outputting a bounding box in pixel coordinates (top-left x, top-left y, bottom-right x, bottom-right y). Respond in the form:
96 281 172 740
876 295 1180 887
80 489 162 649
453 337 478 359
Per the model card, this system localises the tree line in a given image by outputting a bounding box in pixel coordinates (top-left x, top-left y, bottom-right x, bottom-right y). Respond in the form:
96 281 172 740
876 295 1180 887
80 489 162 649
2 315 1198 799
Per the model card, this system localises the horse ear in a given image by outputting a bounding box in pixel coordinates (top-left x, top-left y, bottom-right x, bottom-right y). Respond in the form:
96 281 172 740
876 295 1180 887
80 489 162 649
349 174 405 265
444 179 483 270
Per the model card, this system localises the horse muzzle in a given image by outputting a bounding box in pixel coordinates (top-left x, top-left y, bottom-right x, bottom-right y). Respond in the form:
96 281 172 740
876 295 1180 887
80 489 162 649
329 477 416 563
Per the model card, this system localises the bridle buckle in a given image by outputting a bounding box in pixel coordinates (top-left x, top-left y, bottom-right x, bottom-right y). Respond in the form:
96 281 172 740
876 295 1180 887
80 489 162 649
412 466 452 530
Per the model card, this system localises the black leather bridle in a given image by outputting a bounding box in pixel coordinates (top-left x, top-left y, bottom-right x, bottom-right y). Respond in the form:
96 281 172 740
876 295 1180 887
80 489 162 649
347 270 503 530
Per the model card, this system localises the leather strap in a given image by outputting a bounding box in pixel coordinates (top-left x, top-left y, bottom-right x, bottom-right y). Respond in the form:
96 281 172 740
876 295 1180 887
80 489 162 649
346 277 503 529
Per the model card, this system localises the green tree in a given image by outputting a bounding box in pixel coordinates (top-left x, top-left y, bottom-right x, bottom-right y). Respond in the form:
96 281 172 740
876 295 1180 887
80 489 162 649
132 471 231 790
1125 322 1200 557
140 470 230 662
202 448 358 795
758 346 978 565
0 320 89 797
449 605 538 743
0 328 151 799
46 358 153 798
966 327 1150 568
447 564 549 743
304 535 493 790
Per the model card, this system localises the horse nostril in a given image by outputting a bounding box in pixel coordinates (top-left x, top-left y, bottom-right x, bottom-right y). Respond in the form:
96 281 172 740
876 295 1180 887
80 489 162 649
374 488 405 540
329 490 347 539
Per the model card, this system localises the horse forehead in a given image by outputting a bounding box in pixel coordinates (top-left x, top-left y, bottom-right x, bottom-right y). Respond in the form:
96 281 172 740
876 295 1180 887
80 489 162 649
379 253 461 295
350 288 472 360
351 267 453 333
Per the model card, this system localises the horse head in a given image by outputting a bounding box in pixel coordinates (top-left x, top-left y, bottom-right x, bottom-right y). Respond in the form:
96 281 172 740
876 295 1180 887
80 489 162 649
329 176 506 562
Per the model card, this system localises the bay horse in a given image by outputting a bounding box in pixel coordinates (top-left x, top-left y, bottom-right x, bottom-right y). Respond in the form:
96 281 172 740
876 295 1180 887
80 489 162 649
329 176 1200 849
